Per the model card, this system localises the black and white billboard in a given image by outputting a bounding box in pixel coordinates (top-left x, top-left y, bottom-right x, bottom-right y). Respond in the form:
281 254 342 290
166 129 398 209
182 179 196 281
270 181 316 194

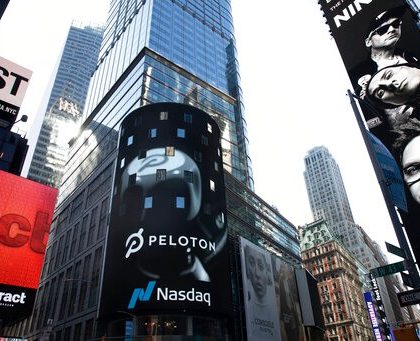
240 237 282 340
98 103 231 318
318 0 420 261
271 255 304 340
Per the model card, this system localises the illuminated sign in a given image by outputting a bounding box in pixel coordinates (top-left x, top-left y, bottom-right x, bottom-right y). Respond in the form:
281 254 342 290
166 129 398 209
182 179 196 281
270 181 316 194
0 171 58 322
364 292 383 340
58 97 80 117
0 56 32 129
99 103 232 318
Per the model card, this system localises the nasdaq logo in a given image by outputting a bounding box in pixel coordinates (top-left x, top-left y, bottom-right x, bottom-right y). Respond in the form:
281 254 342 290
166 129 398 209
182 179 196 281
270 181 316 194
128 281 156 309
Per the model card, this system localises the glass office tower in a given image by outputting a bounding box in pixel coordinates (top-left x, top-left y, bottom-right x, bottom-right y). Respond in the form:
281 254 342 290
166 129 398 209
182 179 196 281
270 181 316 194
27 23 103 187
59 0 253 206
4 1 303 339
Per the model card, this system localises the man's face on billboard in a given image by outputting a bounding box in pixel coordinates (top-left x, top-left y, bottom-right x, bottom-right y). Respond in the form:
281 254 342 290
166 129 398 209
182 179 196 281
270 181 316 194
367 65 420 106
402 135 420 204
246 246 268 302
366 18 402 49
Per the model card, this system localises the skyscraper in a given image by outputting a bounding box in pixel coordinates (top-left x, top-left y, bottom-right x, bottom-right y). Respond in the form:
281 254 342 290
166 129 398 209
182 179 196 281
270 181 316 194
5 1 306 340
27 23 103 187
304 146 373 263
303 145 408 328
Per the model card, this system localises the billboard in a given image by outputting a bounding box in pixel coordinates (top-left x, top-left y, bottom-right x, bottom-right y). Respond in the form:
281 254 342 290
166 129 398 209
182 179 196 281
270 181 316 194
0 171 58 322
0 57 32 129
318 0 420 261
98 103 231 318
270 254 304 340
240 237 281 340
364 291 384 341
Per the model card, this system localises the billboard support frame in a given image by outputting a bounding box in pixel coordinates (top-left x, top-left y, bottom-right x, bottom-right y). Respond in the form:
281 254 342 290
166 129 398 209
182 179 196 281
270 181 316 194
347 89 420 288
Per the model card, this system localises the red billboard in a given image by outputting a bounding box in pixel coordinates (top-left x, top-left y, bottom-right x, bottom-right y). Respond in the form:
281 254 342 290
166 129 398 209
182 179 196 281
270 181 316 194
0 170 57 322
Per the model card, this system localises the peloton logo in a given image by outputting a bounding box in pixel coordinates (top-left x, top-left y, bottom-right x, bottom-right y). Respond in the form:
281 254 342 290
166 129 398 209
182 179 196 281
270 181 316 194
125 227 216 259
128 281 211 309
0 291 26 307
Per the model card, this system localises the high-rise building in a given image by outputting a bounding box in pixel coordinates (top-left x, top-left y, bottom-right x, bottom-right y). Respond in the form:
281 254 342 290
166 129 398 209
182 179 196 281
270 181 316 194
4 1 312 340
300 220 373 341
27 23 103 187
303 145 410 330
304 146 375 264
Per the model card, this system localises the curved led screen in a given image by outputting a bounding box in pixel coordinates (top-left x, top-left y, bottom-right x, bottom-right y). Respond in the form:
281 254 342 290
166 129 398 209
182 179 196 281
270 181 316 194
99 103 231 317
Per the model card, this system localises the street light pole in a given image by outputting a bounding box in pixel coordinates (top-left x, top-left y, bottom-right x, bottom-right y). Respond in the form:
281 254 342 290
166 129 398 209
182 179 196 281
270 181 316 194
347 89 420 288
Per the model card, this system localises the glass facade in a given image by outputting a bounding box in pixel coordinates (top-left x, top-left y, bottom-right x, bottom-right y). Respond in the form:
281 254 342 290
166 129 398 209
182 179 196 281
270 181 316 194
27 23 104 187
60 0 252 206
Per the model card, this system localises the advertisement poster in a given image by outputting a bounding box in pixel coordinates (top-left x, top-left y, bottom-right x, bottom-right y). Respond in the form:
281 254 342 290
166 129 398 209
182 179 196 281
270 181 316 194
0 171 57 322
0 56 32 128
99 104 231 318
271 255 304 341
240 237 281 340
318 0 420 261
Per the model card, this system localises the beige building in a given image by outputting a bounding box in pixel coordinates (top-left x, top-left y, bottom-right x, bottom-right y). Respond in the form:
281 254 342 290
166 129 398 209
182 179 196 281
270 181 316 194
301 220 373 341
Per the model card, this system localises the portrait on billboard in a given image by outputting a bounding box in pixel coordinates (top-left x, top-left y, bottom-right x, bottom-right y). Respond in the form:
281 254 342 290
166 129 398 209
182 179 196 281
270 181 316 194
120 146 226 282
317 0 420 260
391 120 420 205
240 238 281 340
350 5 420 132
271 255 304 341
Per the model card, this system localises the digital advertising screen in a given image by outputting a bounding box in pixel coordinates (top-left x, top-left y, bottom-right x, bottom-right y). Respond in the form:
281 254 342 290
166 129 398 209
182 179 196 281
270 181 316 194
0 171 58 322
318 0 420 262
98 103 232 319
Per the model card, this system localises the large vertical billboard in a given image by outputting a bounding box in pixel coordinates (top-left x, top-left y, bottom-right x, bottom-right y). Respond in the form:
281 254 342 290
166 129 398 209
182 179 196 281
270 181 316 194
270 254 304 340
0 57 32 129
240 238 281 340
98 103 231 318
0 171 58 322
364 291 383 341
318 0 420 261
239 237 304 340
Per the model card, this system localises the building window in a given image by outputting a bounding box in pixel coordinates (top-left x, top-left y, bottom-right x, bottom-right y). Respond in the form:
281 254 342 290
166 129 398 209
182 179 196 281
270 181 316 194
177 128 185 138
127 135 134 146
201 135 208 146
160 111 168 120
144 196 153 208
207 123 212 133
214 161 219 172
184 170 193 183
156 169 166 181
184 113 192 123
165 146 175 156
176 196 185 208
217 148 221 157
120 158 125 168
149 128 157 138
210 180 215 191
